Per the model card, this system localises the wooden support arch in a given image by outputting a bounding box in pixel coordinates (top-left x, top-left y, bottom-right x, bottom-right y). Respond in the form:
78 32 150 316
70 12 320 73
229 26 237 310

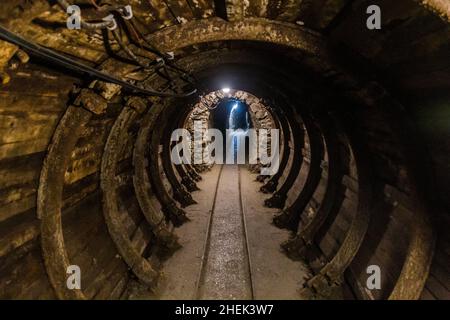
100 102 160 287
37 105 92 300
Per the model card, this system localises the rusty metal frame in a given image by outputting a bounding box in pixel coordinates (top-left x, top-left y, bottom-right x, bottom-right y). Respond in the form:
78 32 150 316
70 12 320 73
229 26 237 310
259 108 291 193
132 99 182 249
273 116 325 232
100 100 160 287
138 99 189 227
282 113 348 260
173 106 201 191
37 105 91 300
264 100 305 209
159 101 197 207
299 112 374 299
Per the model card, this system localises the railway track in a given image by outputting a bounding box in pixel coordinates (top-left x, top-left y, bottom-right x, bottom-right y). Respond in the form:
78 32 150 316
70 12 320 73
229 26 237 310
157 164 310 300
195 165 254 300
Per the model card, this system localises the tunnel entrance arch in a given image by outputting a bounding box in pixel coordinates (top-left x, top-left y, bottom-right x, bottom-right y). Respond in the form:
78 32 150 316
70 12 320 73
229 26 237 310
184 89 277 168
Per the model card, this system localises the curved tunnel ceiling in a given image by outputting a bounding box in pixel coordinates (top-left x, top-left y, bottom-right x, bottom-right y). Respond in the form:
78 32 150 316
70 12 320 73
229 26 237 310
0 0 449 301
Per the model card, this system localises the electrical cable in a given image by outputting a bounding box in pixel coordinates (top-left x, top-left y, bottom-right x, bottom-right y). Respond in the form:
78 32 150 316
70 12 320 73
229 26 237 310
111 27 148 68
124 17 197 84
0 24 197 98
57 0 116 30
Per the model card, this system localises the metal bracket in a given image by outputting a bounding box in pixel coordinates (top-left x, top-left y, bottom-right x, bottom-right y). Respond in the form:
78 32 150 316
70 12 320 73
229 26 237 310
118 5 133 20
103 14 117 30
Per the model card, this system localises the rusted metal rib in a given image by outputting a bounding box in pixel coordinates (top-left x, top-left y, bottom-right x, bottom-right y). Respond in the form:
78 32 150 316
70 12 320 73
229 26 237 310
300 119 373 299
282 114 347 260
273 116 325 232
259 109 291 194
160 103 197 207
100 103 160 287
132 99 182 254
172 106 201 191
37 105 91 300
136 99 189 227
389 210 435 299
264 105 305 209
148 17 327 57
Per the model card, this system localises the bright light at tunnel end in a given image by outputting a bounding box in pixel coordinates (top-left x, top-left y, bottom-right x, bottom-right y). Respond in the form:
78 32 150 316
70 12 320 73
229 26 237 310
170 123 280 176
170 89 280 176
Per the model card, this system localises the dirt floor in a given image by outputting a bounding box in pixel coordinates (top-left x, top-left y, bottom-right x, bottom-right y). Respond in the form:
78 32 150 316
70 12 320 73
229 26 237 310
156 165 311 300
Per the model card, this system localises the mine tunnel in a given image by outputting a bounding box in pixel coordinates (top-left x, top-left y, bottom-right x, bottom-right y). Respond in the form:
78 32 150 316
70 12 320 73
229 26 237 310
0 0 449 300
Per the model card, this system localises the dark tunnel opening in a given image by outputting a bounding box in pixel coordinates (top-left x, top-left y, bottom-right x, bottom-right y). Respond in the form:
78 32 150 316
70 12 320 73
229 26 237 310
210 97 253 163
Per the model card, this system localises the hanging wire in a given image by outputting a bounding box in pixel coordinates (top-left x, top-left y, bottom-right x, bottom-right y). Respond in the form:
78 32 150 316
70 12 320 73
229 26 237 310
97 2 198 95
0 1 198 98
89 0 101 10
0 25 196 97
105 8 199 95
57 0 116 30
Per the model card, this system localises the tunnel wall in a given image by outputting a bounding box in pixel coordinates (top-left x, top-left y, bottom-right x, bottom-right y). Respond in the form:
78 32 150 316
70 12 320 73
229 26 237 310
326 1 450 299
0 60 135 298
0 63 72 298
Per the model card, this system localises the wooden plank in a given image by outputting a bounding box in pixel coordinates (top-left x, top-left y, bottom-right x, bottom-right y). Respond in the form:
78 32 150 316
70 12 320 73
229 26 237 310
64 120 114 185
131 222 153 256
0 152 43 189
107 274 129 300
425 274 450 299
0 186 102 262
68 222 123 299
16 276 57 299
0 247 51 299
89 261 129 300
0 94 67 113
277 0 303 22
147 0 179 28
164 0 195 23
0 137 51 159
186 0 215 19
119 194 144 239
0 63 77 98
297 0 350 30
226 0 246 21
9 8 106 64
0 113 59 145
0 219 39 258
319 231 340 258
63 194 105 259
420 287 437 300
0 194 36 224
